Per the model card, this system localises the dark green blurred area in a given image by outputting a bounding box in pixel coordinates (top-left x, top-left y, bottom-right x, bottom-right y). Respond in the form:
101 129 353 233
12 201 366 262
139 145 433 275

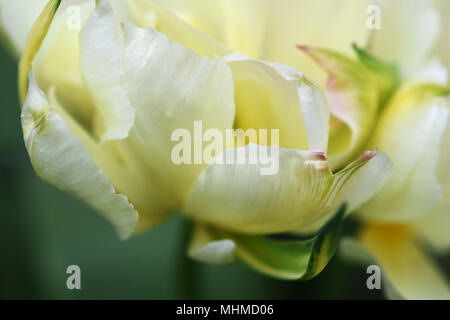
0 46 390 300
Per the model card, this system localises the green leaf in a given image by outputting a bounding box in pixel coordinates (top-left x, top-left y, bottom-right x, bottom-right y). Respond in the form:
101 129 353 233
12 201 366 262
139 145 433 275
216 204 346 280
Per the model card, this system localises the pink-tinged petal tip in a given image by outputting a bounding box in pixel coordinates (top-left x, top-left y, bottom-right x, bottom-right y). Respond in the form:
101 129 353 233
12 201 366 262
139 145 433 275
297 45 310 52
360 151 377 162
309 150 327 160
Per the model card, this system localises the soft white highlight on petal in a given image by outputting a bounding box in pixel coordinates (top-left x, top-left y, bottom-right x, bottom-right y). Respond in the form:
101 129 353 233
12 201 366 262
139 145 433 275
80 0 134 141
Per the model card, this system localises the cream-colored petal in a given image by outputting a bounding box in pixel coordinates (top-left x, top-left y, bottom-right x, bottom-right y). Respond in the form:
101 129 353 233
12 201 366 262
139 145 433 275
148 0 371 87
410 110 450 250
30 0 135 136
31 0 96 127
80 0 134 141
184 144 392 234
21 72 138 240
47 87 175 232
411 207 450 252
434 0 450 72
258 0 371 86
409 57 448 85
122 23 235 202
143 0 267 58
368 0 441 77
225 53 329 151
188 224 236 265
360 84 449 222
128 0 231 57
0 0 47 56
358 224 450 300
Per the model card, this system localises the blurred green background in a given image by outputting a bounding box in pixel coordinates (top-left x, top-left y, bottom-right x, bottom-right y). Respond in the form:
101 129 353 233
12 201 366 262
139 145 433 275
0 45 432 300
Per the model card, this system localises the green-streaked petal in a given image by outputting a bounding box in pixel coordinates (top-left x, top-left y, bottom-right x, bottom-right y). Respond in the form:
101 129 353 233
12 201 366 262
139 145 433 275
299 47 398 170
127 0 231 57
357 224 450 300
80 0 134 142
21 72 138 240
188 224 236 265
0 0 47 56
215 205 345 280
29 0 96 129
148 0 371 87
19 0 62 103
122 23 235 202
184 144 392 235
360 84 450 222
368 0 440 77
224 53 329 151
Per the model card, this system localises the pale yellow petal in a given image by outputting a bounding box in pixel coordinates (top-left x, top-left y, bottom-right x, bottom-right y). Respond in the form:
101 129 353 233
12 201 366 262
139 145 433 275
360 85 449 222
122 23 235 201
128 0 231 57
21 72 138 240
225 53 329 151
47 87 175 231
184 144 392 234
359 224 450 300
147 0 371 87
410 111 450 250
32 0 96 127
80 0 134 141
368 0 441 77
434 0 450 73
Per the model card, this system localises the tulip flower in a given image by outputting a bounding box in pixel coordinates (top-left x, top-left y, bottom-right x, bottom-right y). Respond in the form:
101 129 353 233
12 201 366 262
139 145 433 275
2 0 395 281
126 0 450 299
1 0 447 298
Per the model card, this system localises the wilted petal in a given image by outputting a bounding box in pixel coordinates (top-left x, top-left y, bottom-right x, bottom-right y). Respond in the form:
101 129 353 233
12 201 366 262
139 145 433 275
122 23 235 202
225 53 329 151
184 144 392 234
360 84 449 222
357 224 450 300
21 72 138 240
